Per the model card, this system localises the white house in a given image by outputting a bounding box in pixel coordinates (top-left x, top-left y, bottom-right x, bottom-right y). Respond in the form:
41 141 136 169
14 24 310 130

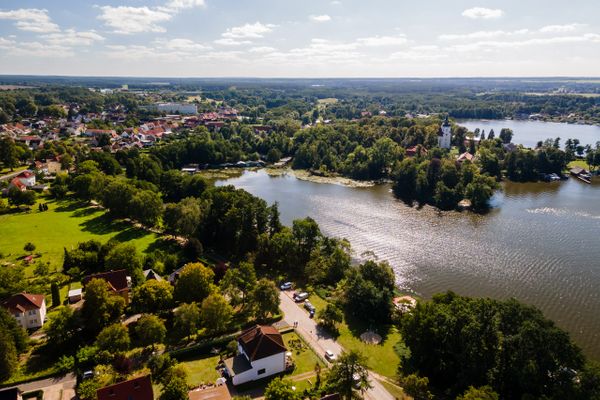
2 293 47 329
150 103 197 115
15 170 36 187
438 116 452 149
224 325 288 385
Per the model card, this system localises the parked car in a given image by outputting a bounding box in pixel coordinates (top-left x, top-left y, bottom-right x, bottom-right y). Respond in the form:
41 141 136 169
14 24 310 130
280 282 293 290
304 300 316 312
82 370 94 380
325 350 337 361
293 292 309 302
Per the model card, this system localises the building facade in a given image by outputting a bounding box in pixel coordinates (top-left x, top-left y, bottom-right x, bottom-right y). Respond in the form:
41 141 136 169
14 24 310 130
438 116 452 149
2 293 47 329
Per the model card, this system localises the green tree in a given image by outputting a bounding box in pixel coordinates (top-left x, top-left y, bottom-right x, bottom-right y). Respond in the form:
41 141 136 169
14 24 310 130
45 306 77 351
135 314 166 349
104 243 144 285
96 323 130 353
201 293 233 335
51 282 61 307
24 242 36 253
163 197 203 237
132 280 174 313
0 137 19 171
456 386 499 400
220 262 257 307
174 262 215 304
174 302 200 340
0 329 18 381
318 303 343 334
326 350 372 400
499 128 513 144
159 377 188 400
77 378 101 400
264 377 301 400
129 190 163 227
81 278 125 335
251 278 280 320
399 374 434 400
465 174 497 210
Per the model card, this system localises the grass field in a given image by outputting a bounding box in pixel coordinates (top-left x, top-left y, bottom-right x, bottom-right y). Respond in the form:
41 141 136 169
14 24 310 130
283 331 324 375
309 295 404 379
0 198 161 271
181 355 222 386
568 159 591 170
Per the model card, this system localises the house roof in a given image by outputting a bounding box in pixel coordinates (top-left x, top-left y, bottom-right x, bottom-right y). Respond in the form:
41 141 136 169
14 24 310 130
97 375 153 400
457 152 475 162
2 293 45 314
238 325 287 362
188 386 231 400
0 388 21 400
143 269 163 281
17 170 34 178
9 178 26 190
83 269 129 293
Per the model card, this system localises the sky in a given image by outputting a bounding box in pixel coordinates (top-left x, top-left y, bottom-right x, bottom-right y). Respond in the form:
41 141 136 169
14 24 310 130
0 0 599 78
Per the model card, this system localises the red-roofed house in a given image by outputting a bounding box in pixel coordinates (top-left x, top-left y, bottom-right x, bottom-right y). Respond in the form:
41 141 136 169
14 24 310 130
224 325 288 385
97 376 153 400
2 293 47 329
83 269 132 303
15 170 36 187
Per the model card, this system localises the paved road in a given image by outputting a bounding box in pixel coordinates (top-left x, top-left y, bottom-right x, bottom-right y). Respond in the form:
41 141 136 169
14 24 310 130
0 169 23 181
8 373 77 400
279 291 395 400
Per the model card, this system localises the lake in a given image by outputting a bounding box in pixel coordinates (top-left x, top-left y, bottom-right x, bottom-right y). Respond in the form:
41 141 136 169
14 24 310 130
458 119 600 148
217 168 600 360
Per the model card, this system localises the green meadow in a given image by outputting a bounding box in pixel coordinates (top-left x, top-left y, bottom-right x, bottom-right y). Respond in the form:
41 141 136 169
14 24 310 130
0 197 161 272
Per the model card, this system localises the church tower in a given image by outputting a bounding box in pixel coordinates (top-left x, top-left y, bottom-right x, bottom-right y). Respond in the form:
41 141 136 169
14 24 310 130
438 116 452 149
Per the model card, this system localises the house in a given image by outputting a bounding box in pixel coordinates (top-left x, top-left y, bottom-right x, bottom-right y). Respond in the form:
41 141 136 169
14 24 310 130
16 136 42 150
188 385 231 400
143 269 163 282
97 375 153 400
457 152 476 163
2 293 47 329
83 269 132 303
8 177 27 192
84 129 117 139
68 288 83 303
0 388 21 400
13 170 36 187
405 145 428 158
224 325 288 385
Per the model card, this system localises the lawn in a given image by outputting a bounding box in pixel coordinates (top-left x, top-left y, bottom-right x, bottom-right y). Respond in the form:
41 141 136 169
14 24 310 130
180 355 222 387
567 159 591 170
309 295 404 379
283 331 324 375
0 198 161 271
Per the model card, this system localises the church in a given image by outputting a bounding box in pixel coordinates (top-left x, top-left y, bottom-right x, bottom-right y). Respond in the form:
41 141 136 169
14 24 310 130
438 116 452 149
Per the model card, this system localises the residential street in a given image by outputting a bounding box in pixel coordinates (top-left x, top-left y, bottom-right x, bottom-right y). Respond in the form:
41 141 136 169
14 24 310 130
8 373 77 400
279 291 395 400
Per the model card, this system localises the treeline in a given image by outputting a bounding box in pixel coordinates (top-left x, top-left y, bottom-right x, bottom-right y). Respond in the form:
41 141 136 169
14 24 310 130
392 155 498 210
398 292 600 400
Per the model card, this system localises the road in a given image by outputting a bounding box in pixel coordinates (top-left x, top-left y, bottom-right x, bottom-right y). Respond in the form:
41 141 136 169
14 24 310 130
6 373 77 400
279 291 395 400
0 169 24 181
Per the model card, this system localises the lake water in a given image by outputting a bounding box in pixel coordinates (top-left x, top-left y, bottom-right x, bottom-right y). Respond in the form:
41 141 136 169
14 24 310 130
217 169 600 360
458 119 600 148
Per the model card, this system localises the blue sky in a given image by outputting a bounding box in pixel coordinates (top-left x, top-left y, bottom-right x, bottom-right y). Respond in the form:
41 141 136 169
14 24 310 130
0 0 599 77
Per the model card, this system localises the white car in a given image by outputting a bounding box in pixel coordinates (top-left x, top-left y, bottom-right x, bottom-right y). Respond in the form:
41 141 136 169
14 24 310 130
325 350 337 361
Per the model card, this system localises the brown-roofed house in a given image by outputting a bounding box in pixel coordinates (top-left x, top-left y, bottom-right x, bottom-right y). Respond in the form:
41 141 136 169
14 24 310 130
97 375 153 400
224 325 288 385
83 269 131 302
2 293 47 329
188 385 231 400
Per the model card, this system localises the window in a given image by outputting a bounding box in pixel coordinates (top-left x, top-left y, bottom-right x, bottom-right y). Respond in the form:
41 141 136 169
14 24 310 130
257 368 266 375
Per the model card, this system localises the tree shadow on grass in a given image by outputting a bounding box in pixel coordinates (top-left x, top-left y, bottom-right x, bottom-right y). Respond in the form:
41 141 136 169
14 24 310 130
144 238 181 255
111 227 151 243
343 306 392 344
70 207 100 218
53 200 90 213
79 214 130 235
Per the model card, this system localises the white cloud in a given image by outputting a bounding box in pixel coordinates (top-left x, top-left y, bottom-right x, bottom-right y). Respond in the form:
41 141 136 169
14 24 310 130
0 8 59 33
248 46 276 53
97 6 173 34
214 38 252 46
162 0 206 12
221 22 277 39
0 37 72 57
356 34 408 47
155 38 211 51
439 29 529 41
42 29 105 46
539 23 585 33
391 46 446 61
97 0 206 34
449 34 600 53
462 7 504 20
310 14 332 23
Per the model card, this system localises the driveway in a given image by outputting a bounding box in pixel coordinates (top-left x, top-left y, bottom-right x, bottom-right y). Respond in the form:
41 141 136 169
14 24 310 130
279 291 395 400
9 373 77 400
